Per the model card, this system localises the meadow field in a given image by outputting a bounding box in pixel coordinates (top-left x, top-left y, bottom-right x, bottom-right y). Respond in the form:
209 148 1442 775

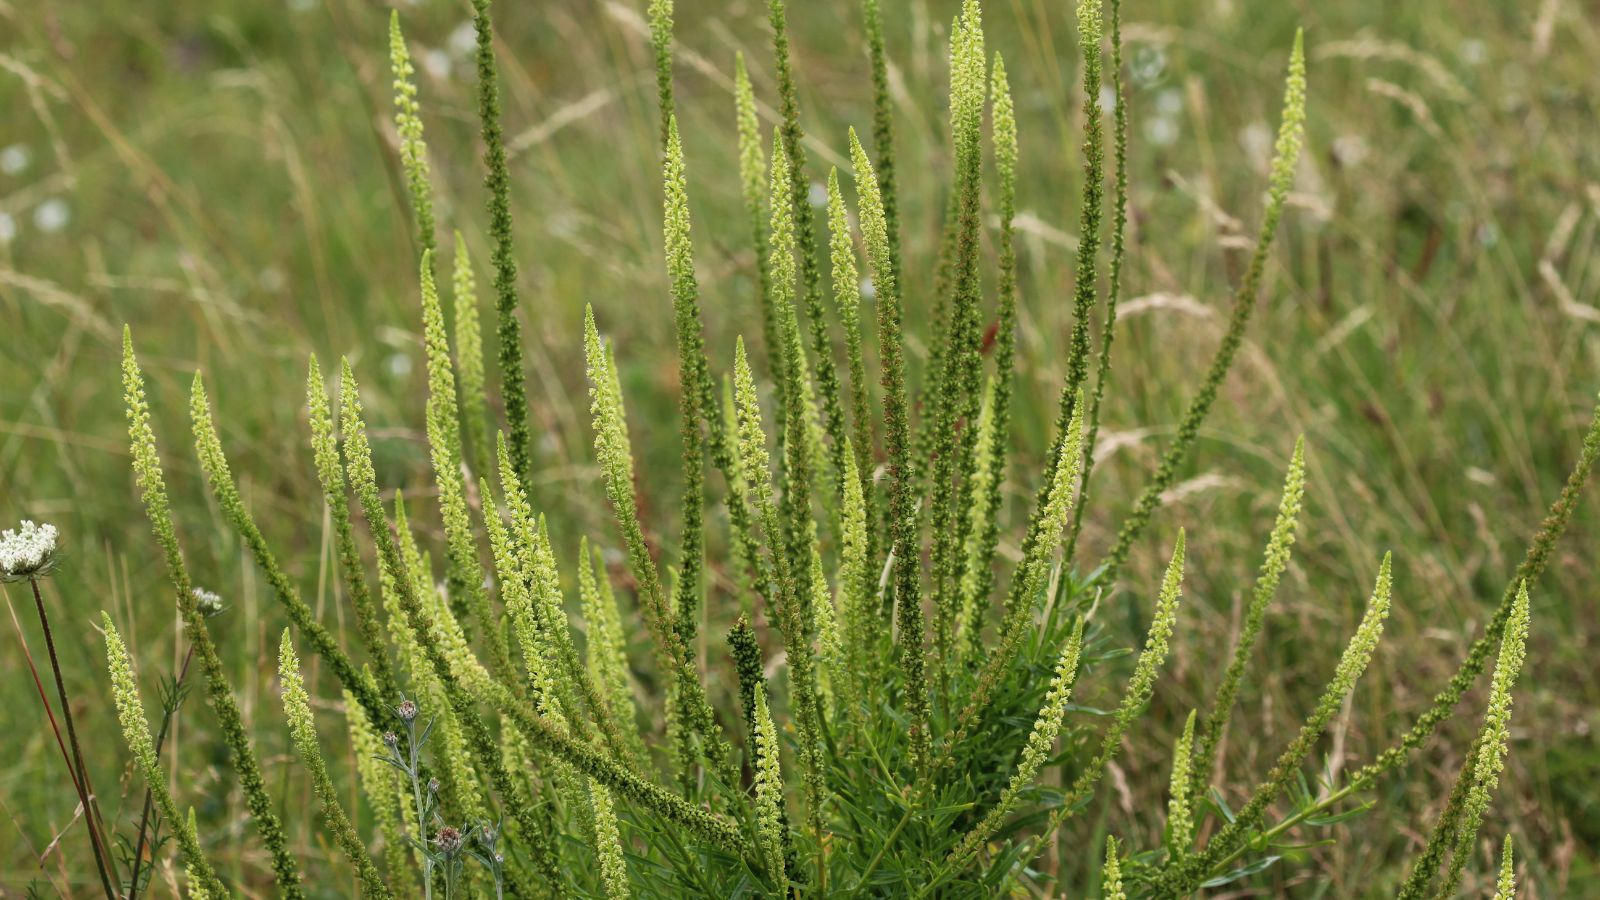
2 0 1599 895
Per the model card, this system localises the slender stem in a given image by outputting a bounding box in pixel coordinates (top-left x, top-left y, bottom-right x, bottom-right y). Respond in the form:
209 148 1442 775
31 578 120 900
126 643 196 900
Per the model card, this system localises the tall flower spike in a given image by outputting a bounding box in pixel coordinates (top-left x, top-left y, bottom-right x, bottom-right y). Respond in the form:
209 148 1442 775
1102 835 1126 900
647 0 674 147
470 0 534 491
418 249 513 678
1164 552 1395 895
306 354 400 707
733 52 783 406
389 11 435 256
848 131 916 613
1051 0 1105 449
341 360 561 887
591 781 631 898
1190 436 1306 799
946 619 1085 870
1102 29 1307 583
860 0 900 280
767 0 848 495
826 168 874 508
928 3 989 669
752 684 791 887
451 231 492 478
837 440 877 704
1437 583 1532 897
1167 709 1198 855
579 536 647 762
278 630 393 899
663 115 712 647
123 333 305 897
583 306 730 781
1493 835 1517 900
946 392 1088 758
1072 0 1135 554
1357 393 1600 792
190 372 386 722
1035 531 1188 846
962 52 1022 644
731 336 828 852
102 613 227 898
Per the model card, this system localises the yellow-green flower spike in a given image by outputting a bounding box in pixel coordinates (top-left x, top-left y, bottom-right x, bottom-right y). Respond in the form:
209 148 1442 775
965 53 1022 630
103 613 227 898
123 333 305 897
752 684 790 886
1167 709 1198 855
1102 835 1125 900
307 354 400 709
948 393 1087 757
580 535 647 763
591 780 630 898
1438 583 1532 897
183 809 214 900
583 306 730 781
1029 531 1186 851
766 0 848 497
927 1 989 668
418 249 513 679
1165 553 1394 895
389 10 435 256
946 619 1085 871
848 130 920 763
647 0 674 147
733 52 783 406
1102 30 1307 583
1493 834 1516 900
662 115 713 647
1191 436 1306 800
826 168 874 508
341 360 562 885
190 372 385 722
451 231 492 478
279 630 393 899
1073 0 1135 556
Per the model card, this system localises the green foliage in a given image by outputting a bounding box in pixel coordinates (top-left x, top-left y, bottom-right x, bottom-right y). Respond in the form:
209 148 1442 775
91 3 1598 897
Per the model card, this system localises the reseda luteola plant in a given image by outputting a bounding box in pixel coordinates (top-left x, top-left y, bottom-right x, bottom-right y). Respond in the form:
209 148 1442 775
88 0 1600 895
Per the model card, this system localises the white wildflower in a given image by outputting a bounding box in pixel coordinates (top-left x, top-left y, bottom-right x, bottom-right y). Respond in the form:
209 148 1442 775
1 519 59 581
191 586 226 617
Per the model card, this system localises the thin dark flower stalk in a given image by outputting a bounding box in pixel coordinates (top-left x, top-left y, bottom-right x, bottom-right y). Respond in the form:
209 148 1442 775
470 0 535 493
768 0 850 496
28 578 119 900
1099 31 1306 585
1067 0 1133 559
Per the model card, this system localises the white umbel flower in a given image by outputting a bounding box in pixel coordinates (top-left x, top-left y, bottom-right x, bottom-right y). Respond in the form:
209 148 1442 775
191 587 226 617
0 519 58 581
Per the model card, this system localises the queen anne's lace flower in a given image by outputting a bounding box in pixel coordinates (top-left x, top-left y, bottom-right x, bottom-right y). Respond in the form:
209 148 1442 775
0 519 58 581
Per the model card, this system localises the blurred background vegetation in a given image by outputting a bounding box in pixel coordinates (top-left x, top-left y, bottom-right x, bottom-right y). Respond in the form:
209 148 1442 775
3 0 1600 894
